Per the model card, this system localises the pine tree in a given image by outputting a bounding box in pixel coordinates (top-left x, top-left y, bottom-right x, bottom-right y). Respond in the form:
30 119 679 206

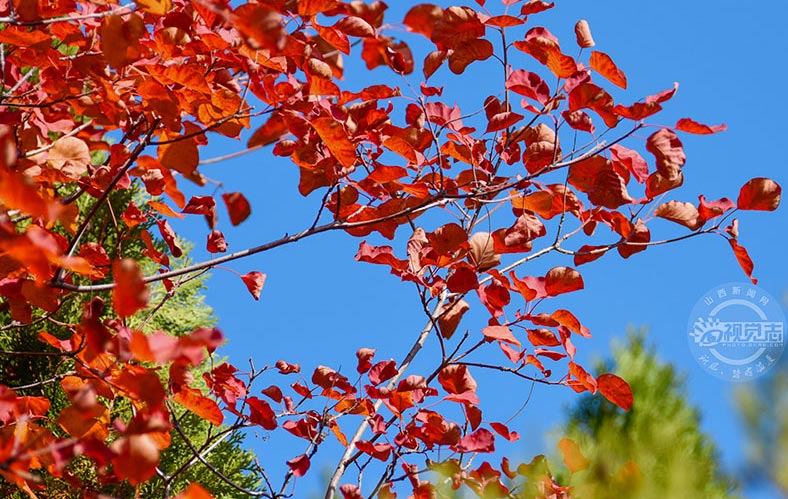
554 331 739 499
0 186 262 498
735 292 788 497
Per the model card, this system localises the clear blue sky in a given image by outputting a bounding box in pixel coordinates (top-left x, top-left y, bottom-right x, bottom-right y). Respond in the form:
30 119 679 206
173 2 788 497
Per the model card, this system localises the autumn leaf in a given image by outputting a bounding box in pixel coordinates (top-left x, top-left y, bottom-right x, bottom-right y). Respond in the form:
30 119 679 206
737 178 781 211
438 365 477 394
574 20 595 48
728 239 757 284
589 51 627 89
655 201 703 230
222 192 252 225
112 259 149 317
172 386 224 426
454 428 495 453
241 271 266 300
675 118 727 134
646 129 685 181
135 0 171 15
311 117 357 168
558 437 589 472
287 454 311 477
481 325 521 347
545 267 584 296
597 373 634 410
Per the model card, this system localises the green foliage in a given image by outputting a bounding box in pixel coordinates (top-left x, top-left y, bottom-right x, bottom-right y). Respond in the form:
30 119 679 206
735 293 788 497
555 330 739 499
0 186 262 498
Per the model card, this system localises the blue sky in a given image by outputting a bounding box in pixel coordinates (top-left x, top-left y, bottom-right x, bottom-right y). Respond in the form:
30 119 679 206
173 1 788 497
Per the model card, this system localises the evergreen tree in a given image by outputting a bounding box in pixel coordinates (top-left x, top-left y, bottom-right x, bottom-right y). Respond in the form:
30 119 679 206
554 331 739 499
735 292 788 497
0 186 262 498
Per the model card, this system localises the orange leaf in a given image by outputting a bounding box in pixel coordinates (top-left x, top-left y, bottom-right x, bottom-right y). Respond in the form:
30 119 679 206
222 192 252 225
100 14 145 69
334 16 375 38
589 51 627 89
597 373 633 410
737 178 781 211
558 437 589 472
311 117 357 168
174 483 213 499
135 0 171 15
481 325 521 347
158 138 199 176
111 434 160 485
173 386 224 426
675 118 727 134
112 259 149 317
241 271 266 300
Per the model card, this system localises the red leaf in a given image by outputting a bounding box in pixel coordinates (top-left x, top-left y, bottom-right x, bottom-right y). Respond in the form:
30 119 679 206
356 348 376 374
355 441 392 461
112 259 149 317
655 201 703 230
574 244 606 266
737 178 781 211
207 230 227 253
589 51 626 89
675 118 727 134
222 192 252 226
505 70 550 104
247 396 278 429
454 428 495 453
562 109 595 133
368 360 398 385
597 373 633 410
520 1 554 15
261 385 283 403
545 267 584 296
287 454 311 477
698 195 735 222
646 129 685 181
527 328 560 347
241 271 266 300
447 265 479 293
490 422 520 442
156 220 182 257
437 299 470 339
448 38 494 74
339 484 363 499
438 365 477 394
610 144 648 184
618 221 650 259
334 16 376 38
481 325 520 347
404 4 443 38
558 437 589 472
728 239 757 284
428 223 468 255
485 111 524 133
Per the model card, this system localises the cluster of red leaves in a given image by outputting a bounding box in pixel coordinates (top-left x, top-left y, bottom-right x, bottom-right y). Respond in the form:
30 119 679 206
0 0 781 497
